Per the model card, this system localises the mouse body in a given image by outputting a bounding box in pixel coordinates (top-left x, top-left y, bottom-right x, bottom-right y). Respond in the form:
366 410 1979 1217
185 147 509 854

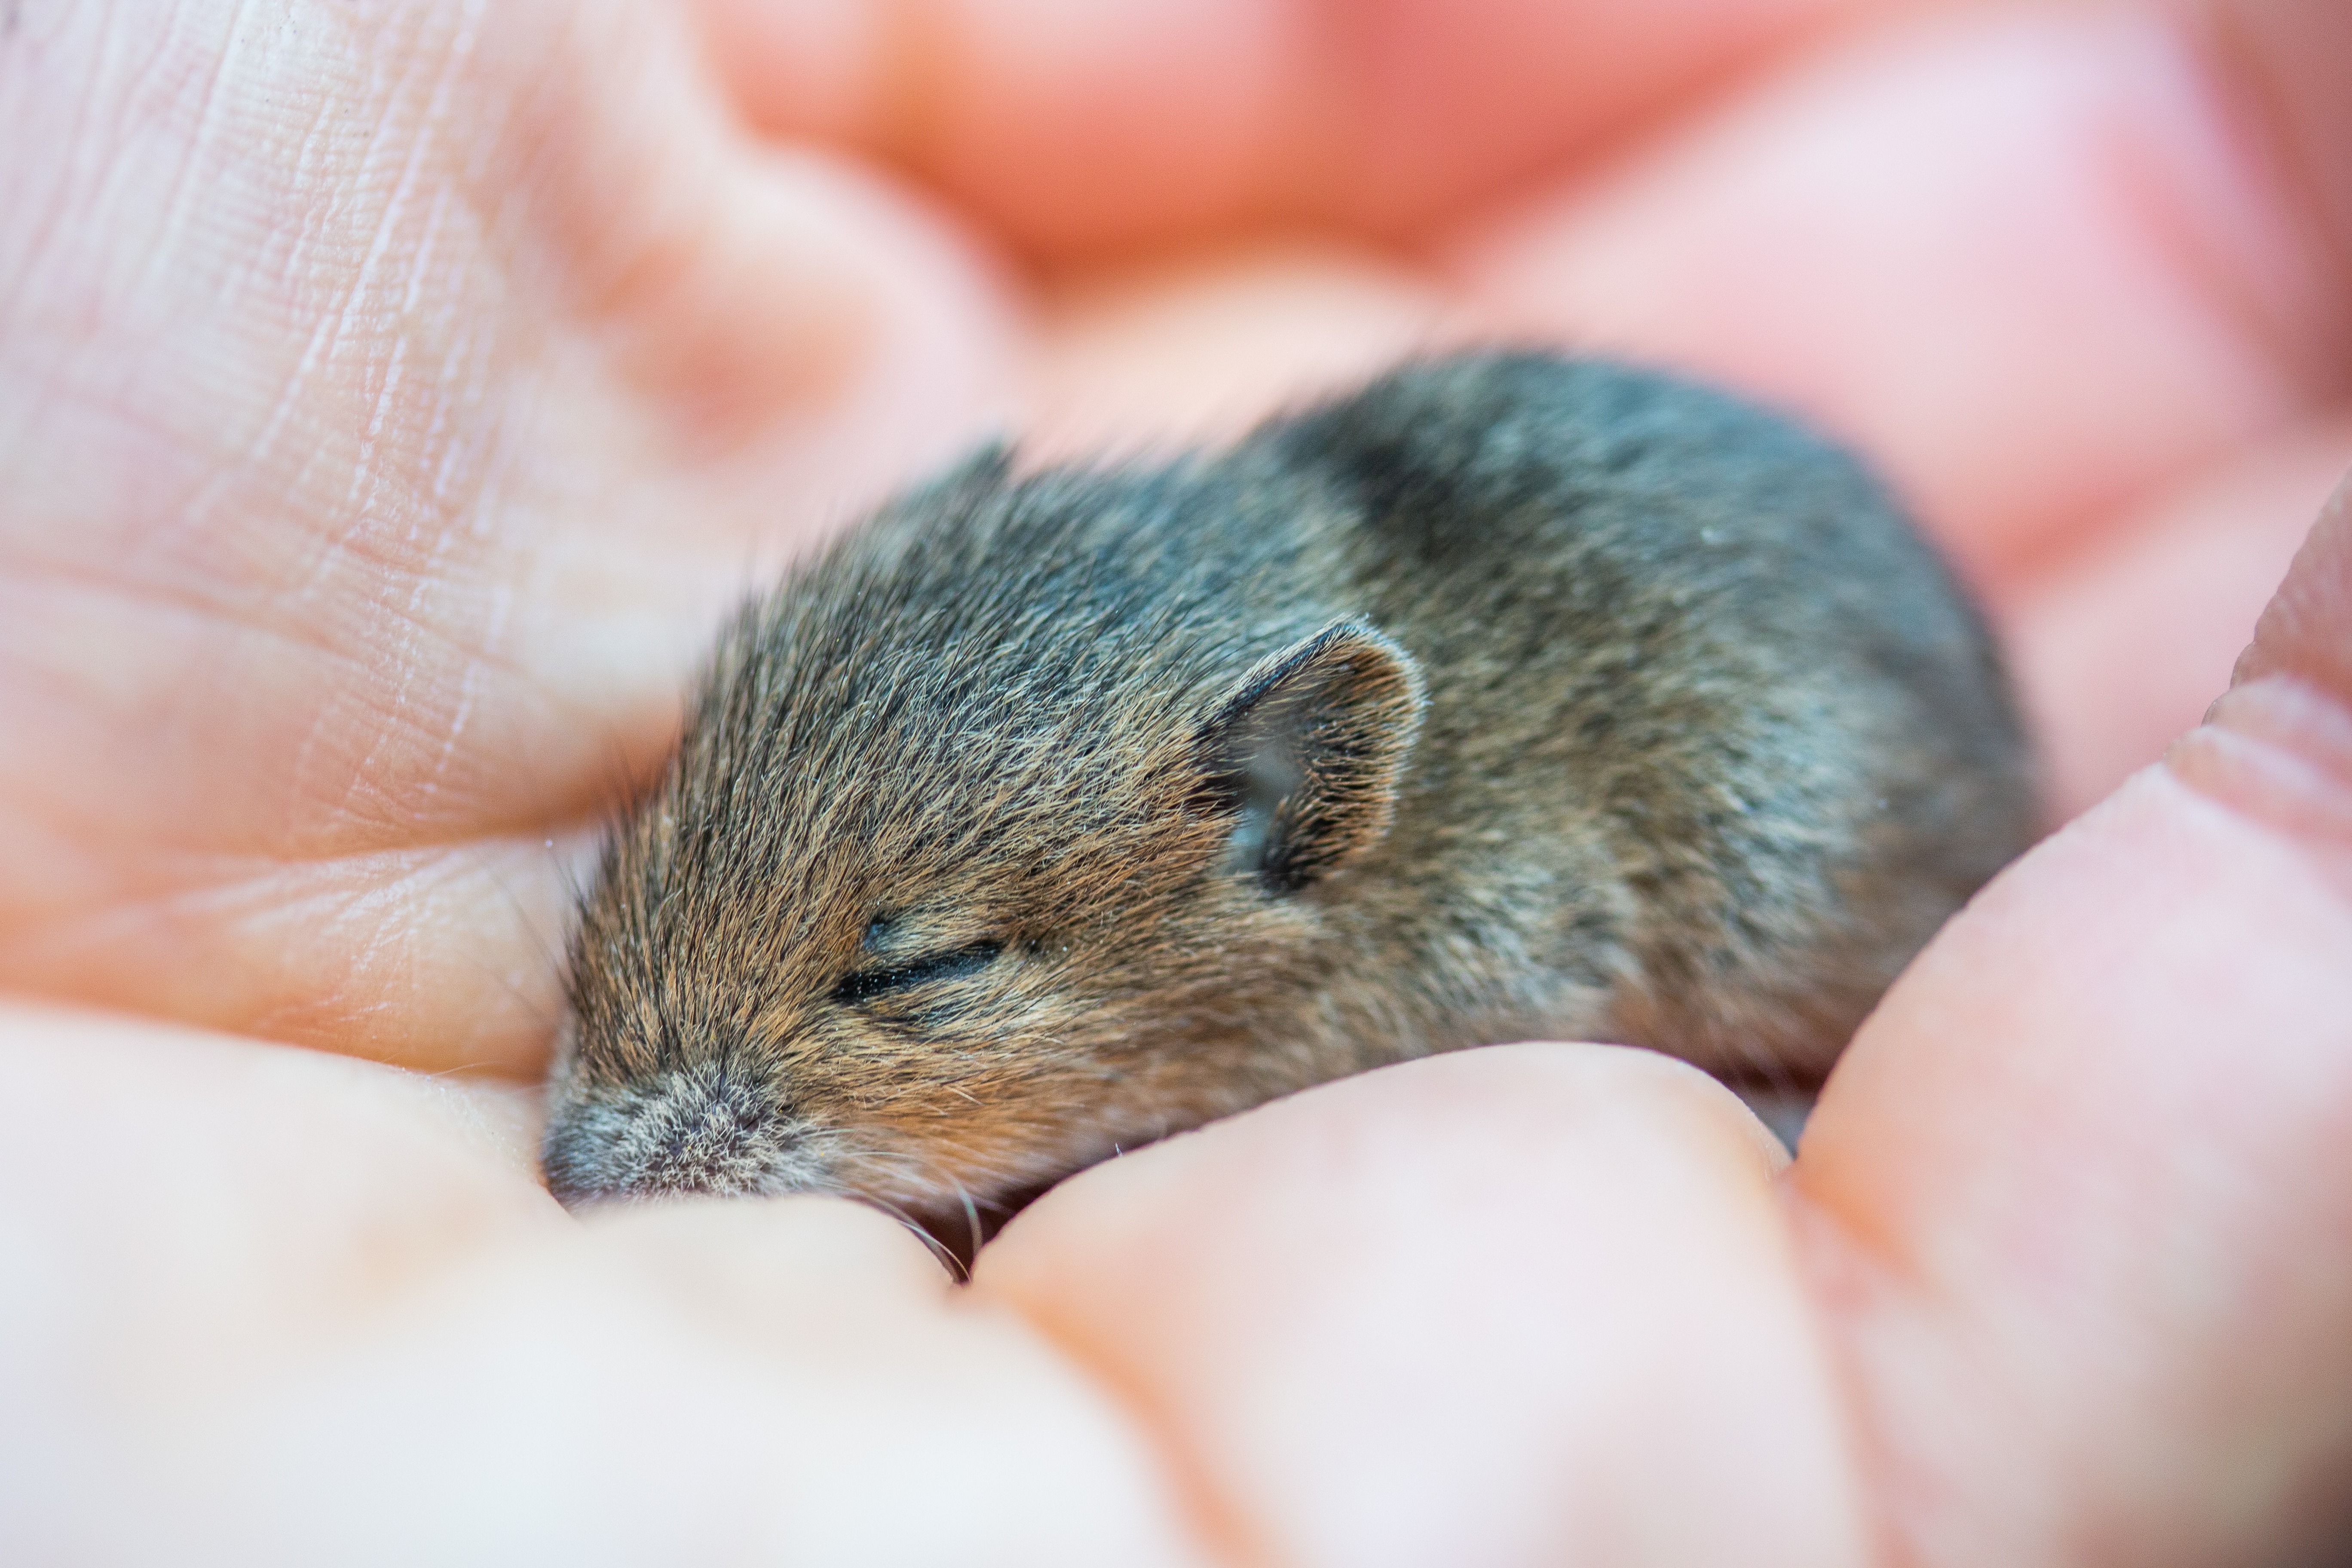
542 351 2037 1227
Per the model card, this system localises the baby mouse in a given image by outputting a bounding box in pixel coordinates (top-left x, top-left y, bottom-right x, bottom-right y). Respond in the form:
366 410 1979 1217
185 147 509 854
542 350 2037 1237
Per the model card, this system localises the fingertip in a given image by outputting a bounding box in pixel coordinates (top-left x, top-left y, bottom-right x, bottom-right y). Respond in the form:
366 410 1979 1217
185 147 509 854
983 1042 1785 1291
978 1045 1865 1568
2182 0 2352 315
1018 235 1466 458
691 0 896 144
1808 462 2352 1222
693 0 1871 258
574 134 1025 490
2164 460 2352 891
1443 6 2334 581
576 1190 959 1311
2232 465 2352 695
1998 411 2350 820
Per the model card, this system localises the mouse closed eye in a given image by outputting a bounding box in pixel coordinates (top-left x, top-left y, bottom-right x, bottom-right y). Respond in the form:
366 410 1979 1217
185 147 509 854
833 941 1005 1001
833 912 1009 1006
542 349 2038 1243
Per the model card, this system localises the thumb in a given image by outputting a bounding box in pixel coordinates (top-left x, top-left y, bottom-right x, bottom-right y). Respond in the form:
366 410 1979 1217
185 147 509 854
1793 464 2352 1567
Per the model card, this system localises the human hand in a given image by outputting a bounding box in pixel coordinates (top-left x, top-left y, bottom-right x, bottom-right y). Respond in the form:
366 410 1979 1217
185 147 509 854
1 0 2346 1562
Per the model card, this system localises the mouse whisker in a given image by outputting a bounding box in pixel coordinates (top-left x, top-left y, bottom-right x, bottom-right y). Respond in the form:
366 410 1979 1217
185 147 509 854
859 1191 968 1282
945 1172 983 1268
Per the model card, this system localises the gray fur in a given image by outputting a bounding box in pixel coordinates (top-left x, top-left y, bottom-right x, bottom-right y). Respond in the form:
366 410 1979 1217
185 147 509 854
542 351 2038 1231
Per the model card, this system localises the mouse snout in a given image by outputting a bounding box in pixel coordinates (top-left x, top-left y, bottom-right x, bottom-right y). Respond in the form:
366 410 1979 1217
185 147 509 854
541 1061 815 1208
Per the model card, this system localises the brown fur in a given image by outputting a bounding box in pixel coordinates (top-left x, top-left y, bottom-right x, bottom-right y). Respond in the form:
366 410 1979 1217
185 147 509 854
542 352 2038 1232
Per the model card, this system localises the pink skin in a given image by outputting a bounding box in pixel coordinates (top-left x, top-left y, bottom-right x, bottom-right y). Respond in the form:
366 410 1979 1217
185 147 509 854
1 0 2348 1562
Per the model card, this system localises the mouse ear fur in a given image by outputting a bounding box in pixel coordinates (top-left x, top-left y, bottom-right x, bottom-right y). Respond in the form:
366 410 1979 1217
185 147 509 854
1195 621 1426 894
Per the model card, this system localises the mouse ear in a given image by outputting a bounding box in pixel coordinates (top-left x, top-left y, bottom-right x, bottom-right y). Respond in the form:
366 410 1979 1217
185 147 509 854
1194 621 1426 894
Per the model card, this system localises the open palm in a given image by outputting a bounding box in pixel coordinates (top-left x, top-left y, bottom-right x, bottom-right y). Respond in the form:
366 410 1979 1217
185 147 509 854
2 0 2348 1562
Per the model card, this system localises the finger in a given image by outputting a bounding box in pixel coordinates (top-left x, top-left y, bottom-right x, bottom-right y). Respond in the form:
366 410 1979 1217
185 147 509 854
1792 475 2352 1565
0 1003 1211 1565
692 0 1869 256
2002 407 2352 819
0 0 1018 1071
1018 235 1469 459
1444 4 2352 585
2230 472 2352 697
2182 0 2352 293
0 1002 554 1387
974 1045 1871 1568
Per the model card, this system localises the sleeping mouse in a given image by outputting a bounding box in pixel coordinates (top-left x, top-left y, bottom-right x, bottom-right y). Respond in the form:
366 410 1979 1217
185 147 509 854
540 350 2038 1241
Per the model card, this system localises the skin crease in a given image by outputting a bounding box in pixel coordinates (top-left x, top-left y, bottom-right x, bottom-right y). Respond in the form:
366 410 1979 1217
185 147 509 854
0 0 2349 1564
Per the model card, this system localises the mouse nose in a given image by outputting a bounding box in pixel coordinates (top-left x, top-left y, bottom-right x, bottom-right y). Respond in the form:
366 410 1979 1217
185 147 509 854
637 1084 785 1195
542 1066 805 1207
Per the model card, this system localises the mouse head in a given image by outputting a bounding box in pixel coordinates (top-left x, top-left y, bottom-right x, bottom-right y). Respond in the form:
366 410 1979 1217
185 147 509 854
541 501 1424 1232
